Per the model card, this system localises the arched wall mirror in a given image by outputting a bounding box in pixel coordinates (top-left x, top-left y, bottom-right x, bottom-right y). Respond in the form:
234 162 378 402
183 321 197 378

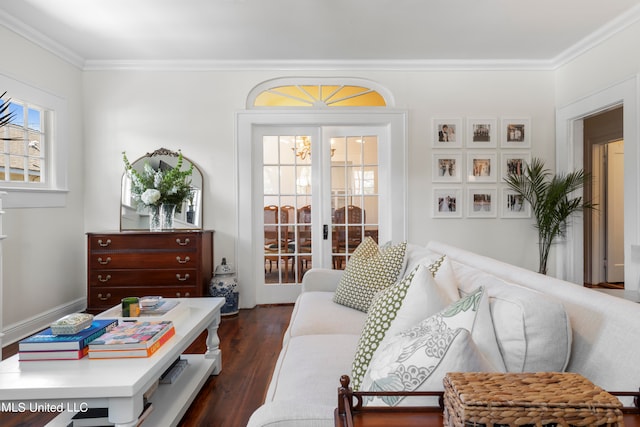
120 148 203 230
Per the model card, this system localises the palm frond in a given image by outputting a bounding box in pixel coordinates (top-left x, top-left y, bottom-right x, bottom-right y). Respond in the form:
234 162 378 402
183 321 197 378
502 157 593 274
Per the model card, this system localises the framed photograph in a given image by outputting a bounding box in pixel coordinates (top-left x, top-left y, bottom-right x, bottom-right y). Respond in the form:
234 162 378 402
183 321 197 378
467 188 497 218
466 152 497 183
467 117 497 148
502 188 531 218
432 117 462 148
432 153 462 182
501 152 531 180
433 187 462 218
501 117 531 148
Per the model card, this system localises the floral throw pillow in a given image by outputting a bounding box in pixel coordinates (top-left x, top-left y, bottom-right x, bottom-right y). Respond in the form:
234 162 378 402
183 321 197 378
333 237 407 313
350 263 452 390
360 286 506 406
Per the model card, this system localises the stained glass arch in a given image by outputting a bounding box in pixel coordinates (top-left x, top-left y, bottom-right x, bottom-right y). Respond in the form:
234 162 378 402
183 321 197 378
247 78 393 108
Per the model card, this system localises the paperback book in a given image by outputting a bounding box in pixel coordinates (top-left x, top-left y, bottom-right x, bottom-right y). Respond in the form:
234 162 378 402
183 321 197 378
88 326 175 359
19 347 89 361
89 320 174 353
19 318 119 352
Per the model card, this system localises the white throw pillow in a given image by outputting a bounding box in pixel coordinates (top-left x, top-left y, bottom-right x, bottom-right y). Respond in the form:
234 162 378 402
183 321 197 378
360 286 506 405
351 264 452 390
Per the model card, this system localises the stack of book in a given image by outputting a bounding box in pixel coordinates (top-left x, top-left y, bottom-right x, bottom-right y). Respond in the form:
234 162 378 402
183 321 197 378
88 320 175 359
18 318 118 361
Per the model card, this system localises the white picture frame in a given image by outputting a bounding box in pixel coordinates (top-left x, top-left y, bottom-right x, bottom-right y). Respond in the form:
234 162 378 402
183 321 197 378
432 117 463 148
432 153 462 183
501 117 531 148
467 187 497 218
501 151 531 181
466 152 497 183
501 188 531 218
467 117 497 148
433 187 462 218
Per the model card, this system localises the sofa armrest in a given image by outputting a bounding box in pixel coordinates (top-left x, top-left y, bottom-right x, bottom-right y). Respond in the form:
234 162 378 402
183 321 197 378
301 268 344 293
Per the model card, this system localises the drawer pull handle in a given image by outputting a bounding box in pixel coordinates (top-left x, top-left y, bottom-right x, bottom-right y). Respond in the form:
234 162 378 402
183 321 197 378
176 273 190 281
97 257 111 265
98 239 111 247
176 256 190 264
98 293 111 301
176 238 190 246
175 292 191 297
98 274 111 282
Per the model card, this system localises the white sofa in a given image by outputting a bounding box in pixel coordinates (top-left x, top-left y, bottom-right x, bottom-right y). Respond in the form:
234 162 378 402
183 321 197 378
247 241 640 427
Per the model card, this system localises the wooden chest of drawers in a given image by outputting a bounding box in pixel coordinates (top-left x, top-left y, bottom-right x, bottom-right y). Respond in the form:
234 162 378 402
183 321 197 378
86 230 214 312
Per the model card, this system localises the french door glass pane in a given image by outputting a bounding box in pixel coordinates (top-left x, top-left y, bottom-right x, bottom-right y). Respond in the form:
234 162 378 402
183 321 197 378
263 135 312 285
331 135 379 270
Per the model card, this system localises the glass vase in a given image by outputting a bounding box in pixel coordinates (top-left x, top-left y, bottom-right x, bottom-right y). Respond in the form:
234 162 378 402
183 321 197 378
149 205 161 232
161 203 177 230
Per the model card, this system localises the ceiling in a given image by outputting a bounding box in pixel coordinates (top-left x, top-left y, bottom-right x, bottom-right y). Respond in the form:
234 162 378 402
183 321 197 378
1 0 640 69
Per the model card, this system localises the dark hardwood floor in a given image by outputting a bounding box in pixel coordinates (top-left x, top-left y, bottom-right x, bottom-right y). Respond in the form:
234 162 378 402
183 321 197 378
0 304 293 427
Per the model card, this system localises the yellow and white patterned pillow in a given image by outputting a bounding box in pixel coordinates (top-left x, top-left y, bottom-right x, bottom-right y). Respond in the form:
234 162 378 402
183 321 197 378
333 238 407 313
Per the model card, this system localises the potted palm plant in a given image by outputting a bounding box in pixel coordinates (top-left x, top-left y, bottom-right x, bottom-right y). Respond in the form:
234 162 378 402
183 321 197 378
1 91 14 132
503 157 594 275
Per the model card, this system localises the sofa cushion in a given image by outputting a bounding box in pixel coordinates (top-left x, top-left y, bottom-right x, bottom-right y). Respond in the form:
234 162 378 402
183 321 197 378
265 334 360 407
452 262 572 372
284 291 367 342
402 244 460 302
333 237 407 312
350 264 452 390
360 286 505 405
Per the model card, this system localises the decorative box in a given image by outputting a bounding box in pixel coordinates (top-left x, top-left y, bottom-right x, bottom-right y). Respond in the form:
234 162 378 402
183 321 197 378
50 313 94 335
443 372 623 427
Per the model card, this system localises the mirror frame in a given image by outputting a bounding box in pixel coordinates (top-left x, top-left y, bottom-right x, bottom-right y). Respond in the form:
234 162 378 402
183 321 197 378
120 147 204 231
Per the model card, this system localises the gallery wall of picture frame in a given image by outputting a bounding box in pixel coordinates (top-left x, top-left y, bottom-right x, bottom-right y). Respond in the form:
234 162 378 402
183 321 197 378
431 116 532 219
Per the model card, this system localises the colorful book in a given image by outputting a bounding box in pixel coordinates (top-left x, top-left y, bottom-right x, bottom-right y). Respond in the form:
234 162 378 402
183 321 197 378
19 347 89 361
88 326 175 358
138 299 180 316
18 318 118 352
88 320 174 351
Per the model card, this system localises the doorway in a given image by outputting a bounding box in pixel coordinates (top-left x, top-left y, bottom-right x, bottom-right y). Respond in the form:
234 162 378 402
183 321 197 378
583 106 624 288
236 110 407 306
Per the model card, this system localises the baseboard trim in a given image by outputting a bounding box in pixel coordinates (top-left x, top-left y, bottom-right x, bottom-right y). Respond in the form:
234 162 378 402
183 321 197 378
2 298 87 346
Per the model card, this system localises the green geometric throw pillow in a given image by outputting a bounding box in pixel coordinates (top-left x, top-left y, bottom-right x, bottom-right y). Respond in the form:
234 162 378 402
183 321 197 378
333 237 407 313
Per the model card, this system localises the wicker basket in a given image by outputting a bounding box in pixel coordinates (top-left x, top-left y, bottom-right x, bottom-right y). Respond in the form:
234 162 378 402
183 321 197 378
443 372 623 427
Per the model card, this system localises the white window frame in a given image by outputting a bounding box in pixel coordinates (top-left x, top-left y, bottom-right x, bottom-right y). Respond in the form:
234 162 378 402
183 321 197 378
0 72 68 208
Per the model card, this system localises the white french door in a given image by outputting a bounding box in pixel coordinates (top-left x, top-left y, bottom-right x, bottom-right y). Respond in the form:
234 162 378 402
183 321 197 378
237 111 407 306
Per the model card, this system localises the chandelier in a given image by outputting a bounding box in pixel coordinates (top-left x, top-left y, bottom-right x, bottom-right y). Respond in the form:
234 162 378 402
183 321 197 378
292 136 335 160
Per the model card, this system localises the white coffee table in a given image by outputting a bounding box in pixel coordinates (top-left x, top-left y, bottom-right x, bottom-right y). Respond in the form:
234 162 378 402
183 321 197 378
0 297 224 427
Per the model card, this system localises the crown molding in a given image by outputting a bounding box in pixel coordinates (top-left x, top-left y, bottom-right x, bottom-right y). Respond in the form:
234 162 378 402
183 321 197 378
81 58 557 72
552 3 640 68
0 10 85 69
2 4 640 73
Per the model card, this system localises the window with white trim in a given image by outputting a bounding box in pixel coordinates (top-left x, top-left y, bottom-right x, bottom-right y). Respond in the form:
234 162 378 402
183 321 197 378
0 73 69 208
1 97 46 184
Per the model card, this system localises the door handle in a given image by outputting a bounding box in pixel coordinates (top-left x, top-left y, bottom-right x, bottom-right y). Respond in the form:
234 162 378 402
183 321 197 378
323 224 328 240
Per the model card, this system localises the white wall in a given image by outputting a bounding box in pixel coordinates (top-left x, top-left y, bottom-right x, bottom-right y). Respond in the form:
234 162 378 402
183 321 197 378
83 69 554 307
0 26 85 340
3 16 637 332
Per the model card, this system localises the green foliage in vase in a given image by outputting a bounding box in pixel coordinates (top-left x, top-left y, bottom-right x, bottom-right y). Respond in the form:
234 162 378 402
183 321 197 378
123 150 194 212
503 157 594 275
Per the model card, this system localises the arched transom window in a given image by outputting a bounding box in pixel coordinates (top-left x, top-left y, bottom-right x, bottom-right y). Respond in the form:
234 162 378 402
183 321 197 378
247 78 392 108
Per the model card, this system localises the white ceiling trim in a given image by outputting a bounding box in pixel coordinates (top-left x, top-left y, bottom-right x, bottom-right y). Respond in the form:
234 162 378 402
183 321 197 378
81 58 558 72
552 3 640 68
2 4 640 73
0 9 84 69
